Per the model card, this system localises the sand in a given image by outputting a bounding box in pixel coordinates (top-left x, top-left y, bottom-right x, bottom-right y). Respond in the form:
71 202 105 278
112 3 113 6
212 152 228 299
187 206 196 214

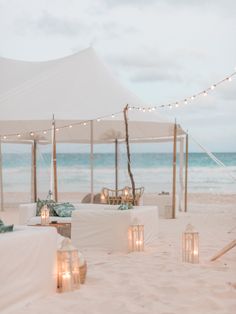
1 193 236 314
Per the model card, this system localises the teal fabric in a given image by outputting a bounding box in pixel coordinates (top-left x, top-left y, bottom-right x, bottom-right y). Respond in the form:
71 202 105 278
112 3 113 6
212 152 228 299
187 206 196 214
36 199 57 216
118 203 133 210
53 203 76 217
0 219 14 233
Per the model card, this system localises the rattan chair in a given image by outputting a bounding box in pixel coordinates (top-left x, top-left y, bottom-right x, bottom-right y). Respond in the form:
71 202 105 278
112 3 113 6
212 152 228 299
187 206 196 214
101 186 144 206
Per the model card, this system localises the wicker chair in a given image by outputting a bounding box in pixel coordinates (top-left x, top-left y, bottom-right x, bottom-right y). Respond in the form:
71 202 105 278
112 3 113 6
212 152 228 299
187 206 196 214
101 186 144 206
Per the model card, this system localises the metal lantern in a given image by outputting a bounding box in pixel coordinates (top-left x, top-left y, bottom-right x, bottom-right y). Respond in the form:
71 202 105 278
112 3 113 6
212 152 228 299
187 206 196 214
57 238 80 293
128 224 144 252
182 224 199 263
40 205 50 225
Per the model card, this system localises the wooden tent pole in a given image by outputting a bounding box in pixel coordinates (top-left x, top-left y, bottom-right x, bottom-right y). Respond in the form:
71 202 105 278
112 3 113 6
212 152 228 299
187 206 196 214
184 133 189 212
90 120 94 203
52 116 58 202
32 140 37 202
172 121 177 219
178 137 184 212
0 139 4 211
123 105 135 204
115 139 119 197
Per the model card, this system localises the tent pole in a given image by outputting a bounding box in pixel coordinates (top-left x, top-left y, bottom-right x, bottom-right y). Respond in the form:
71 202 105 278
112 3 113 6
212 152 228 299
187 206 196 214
184 133 189 212
115 139 119 196
31 140 37 203
171 121 177 219
179 137 184 212
90 120 94 203
0 139 4 211
52 116 58 202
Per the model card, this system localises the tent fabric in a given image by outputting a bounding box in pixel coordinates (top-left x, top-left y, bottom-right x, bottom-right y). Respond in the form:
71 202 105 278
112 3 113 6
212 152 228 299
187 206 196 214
0 47 185 143
0 47 143 120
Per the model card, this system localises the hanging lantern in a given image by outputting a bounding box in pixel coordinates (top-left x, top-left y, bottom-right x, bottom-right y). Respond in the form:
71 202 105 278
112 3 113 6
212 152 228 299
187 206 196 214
182 224 199 263
57 238 80 293
40 205 50 225
128 225 144 252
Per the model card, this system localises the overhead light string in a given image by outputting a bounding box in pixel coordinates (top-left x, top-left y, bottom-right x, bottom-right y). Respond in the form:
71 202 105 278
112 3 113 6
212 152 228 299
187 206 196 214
129 70 236 111
1 69 235 140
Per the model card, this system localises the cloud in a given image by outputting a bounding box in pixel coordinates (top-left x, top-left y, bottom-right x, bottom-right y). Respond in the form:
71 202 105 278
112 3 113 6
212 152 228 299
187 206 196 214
29 11 88 37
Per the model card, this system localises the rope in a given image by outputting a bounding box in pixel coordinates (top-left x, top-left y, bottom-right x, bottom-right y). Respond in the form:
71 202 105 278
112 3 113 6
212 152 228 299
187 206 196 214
188 133 236 182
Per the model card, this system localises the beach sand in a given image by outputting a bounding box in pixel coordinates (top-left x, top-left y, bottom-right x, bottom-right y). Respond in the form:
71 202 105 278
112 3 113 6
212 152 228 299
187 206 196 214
1 193 236 314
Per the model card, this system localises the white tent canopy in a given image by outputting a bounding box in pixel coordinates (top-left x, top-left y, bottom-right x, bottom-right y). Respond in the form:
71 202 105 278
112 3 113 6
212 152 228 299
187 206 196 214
0 47 187 215
0 47 184 142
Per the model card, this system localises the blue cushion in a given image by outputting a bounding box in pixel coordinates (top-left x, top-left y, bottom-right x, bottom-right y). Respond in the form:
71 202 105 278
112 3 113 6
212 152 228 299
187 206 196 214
0 219 14 233
53 203 76 217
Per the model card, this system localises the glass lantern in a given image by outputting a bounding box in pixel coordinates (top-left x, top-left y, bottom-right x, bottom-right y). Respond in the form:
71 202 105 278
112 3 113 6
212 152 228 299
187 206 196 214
182 224 199 263
128 224 144 252
40 205 50 225
57 238 80 293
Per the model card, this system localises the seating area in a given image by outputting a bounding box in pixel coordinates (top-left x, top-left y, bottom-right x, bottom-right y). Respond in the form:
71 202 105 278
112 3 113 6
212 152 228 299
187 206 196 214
19 202 159 253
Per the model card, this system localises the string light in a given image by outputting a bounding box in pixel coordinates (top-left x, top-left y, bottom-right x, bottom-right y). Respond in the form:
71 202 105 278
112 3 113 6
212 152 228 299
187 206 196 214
1 70 235 140
130 69 235 110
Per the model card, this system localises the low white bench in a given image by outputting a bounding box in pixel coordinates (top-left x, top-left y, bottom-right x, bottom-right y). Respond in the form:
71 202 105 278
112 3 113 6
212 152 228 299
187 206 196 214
71 205 159 253
0 226 58 312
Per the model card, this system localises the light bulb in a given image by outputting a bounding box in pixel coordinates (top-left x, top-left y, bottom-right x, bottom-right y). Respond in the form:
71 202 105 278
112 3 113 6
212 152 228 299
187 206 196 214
184 99 188 105
69 125 72 128
30 132 34 137
210 85 215 90
203 91 207 96
43 130 47 134
17 134 21 138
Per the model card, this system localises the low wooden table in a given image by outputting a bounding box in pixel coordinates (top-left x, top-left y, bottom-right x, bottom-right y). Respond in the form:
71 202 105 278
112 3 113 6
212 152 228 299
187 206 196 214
30 222 71 238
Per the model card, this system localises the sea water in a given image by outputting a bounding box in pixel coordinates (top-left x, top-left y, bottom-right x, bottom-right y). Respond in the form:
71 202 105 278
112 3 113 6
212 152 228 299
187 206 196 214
1 152 236 194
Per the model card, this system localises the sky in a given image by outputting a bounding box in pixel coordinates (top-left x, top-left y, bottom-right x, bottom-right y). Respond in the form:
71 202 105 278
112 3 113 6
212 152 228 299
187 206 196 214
0 0 236 152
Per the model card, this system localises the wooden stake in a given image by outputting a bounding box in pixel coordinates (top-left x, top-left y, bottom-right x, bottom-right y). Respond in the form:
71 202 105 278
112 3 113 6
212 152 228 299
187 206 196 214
210 239 236 261
52 118 58 202
172 121 177 219
32 140 37 202
184 133 189 212
123 105 136 204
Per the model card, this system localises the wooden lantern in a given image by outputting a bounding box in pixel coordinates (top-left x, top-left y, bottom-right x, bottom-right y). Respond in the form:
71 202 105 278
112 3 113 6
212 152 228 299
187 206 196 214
182 224 199 263
40 205 50 225
57 238 80 293
128 224 144 252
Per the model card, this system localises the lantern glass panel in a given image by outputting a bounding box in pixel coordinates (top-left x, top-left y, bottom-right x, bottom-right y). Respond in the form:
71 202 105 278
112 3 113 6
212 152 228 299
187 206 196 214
128 225 144 252
182 224 199 263
57 239 80 293
41 205 50 225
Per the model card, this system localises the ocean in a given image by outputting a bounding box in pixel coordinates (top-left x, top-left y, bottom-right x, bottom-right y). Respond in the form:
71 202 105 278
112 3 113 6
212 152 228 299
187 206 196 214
1 152 235 194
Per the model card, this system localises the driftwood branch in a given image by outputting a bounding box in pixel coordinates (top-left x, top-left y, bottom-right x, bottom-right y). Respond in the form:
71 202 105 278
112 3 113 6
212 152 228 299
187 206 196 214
210 239 236 262
123 105 135 204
